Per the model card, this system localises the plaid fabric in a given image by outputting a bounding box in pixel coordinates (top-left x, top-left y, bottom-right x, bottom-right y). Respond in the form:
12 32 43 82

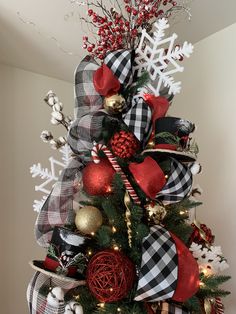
150 301 189 313
104 50 133 86
35 158 84 247
67 55 105 159
156 158 192 205
135 225 178 302
123 97 152 146
27 272 80 314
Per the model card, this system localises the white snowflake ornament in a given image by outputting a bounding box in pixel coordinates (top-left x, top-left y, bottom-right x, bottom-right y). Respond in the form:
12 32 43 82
30 144 73 212
134 18 193 96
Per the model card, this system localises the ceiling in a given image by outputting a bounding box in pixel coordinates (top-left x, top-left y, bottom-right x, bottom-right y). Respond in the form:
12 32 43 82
0 0 236 82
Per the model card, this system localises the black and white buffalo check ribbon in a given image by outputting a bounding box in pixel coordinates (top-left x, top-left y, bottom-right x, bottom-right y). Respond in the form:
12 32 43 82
135 225 178 302
104 49 134 87
123 96 152 146
156 158 193 205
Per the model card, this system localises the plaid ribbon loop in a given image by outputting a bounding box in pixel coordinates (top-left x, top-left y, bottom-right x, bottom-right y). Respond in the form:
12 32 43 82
135 225 178 302
156 158 193 205
35 158 84 248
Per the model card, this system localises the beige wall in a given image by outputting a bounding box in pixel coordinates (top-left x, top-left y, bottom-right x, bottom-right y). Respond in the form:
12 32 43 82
170 23 236 313
0 63 74 314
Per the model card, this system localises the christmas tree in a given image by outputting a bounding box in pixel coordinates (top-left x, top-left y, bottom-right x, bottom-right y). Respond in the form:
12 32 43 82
27 1 230 313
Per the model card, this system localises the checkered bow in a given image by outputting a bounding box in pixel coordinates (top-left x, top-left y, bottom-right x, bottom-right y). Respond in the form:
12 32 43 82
135 225 178 302
104 50 152 146
156 158 193 205
68 51 152 152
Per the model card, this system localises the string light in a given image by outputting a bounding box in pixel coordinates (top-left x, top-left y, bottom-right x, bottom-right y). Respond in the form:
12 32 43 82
98 302 105 308
117 307 121 312
112 226 117 233
91 232 95 236
87 249 93 256
113 245 119 251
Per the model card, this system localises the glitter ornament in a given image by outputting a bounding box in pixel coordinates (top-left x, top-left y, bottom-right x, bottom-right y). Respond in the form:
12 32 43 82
146 203 166 225
104 94 126 115
110 130 140 159
82 159 115 195
75 206 103 235
87 249 136 302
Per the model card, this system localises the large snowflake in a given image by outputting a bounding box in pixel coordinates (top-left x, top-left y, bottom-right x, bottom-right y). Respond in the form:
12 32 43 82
134 18 193 96
30 144 72 212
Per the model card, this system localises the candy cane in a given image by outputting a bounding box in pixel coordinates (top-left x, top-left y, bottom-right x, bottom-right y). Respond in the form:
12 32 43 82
215 298 224 314
102 146 141 204
91 143 105 164
92 143 140 203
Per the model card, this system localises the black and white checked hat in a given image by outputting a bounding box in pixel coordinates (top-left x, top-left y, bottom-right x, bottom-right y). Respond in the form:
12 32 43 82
135 225 178 302
156 158 193 205
123 97 152 146
104 50 134 87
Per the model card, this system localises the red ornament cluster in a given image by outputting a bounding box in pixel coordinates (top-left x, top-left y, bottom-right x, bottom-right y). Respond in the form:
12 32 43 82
82 0 178 59
110 130 140 159
190 223 215 245
87 250 136 302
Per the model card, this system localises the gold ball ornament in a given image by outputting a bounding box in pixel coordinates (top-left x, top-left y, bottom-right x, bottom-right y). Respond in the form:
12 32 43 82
75 206 103 235
146 203 167 225
104 94 126 115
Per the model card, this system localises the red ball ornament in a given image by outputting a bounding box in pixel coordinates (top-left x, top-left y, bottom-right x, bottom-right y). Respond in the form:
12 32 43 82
87 249 136 302
110 130 140 159
82 159 115 196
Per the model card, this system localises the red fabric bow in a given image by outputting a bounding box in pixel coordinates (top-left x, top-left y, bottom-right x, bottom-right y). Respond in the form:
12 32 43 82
93 64 120 97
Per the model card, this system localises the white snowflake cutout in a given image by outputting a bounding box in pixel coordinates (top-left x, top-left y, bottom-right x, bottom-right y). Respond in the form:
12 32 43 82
30 144 73 212
134 18 193 96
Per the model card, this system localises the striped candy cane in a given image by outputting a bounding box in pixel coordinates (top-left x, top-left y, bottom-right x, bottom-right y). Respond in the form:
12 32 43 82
92 143 140 204
103 147 141 204
91 143 105 164
215 298 224 314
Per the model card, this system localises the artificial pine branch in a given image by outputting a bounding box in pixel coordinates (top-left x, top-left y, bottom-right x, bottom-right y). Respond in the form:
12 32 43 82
184 295 202 313
198 288 230 299
123 71 150 98
201 275 231 288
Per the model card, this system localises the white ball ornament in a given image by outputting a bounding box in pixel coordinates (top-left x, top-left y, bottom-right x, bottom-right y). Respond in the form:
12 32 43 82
47 287 65 307
64 301 84 314
189 162 202 175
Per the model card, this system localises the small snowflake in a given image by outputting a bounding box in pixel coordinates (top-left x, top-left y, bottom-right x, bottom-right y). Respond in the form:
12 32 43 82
190 242 229 275
133 18 193 96
30 144 73 212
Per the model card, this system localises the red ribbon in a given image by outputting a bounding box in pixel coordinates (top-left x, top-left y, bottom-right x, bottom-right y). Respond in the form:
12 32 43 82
93 64 120 97
171 232 200 302
129 156 166 199
144 95 169 125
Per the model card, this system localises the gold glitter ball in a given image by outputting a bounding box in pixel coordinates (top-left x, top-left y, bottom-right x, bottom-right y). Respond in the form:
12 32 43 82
146 203 167 225
104 94 126 115
75 206 103 235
